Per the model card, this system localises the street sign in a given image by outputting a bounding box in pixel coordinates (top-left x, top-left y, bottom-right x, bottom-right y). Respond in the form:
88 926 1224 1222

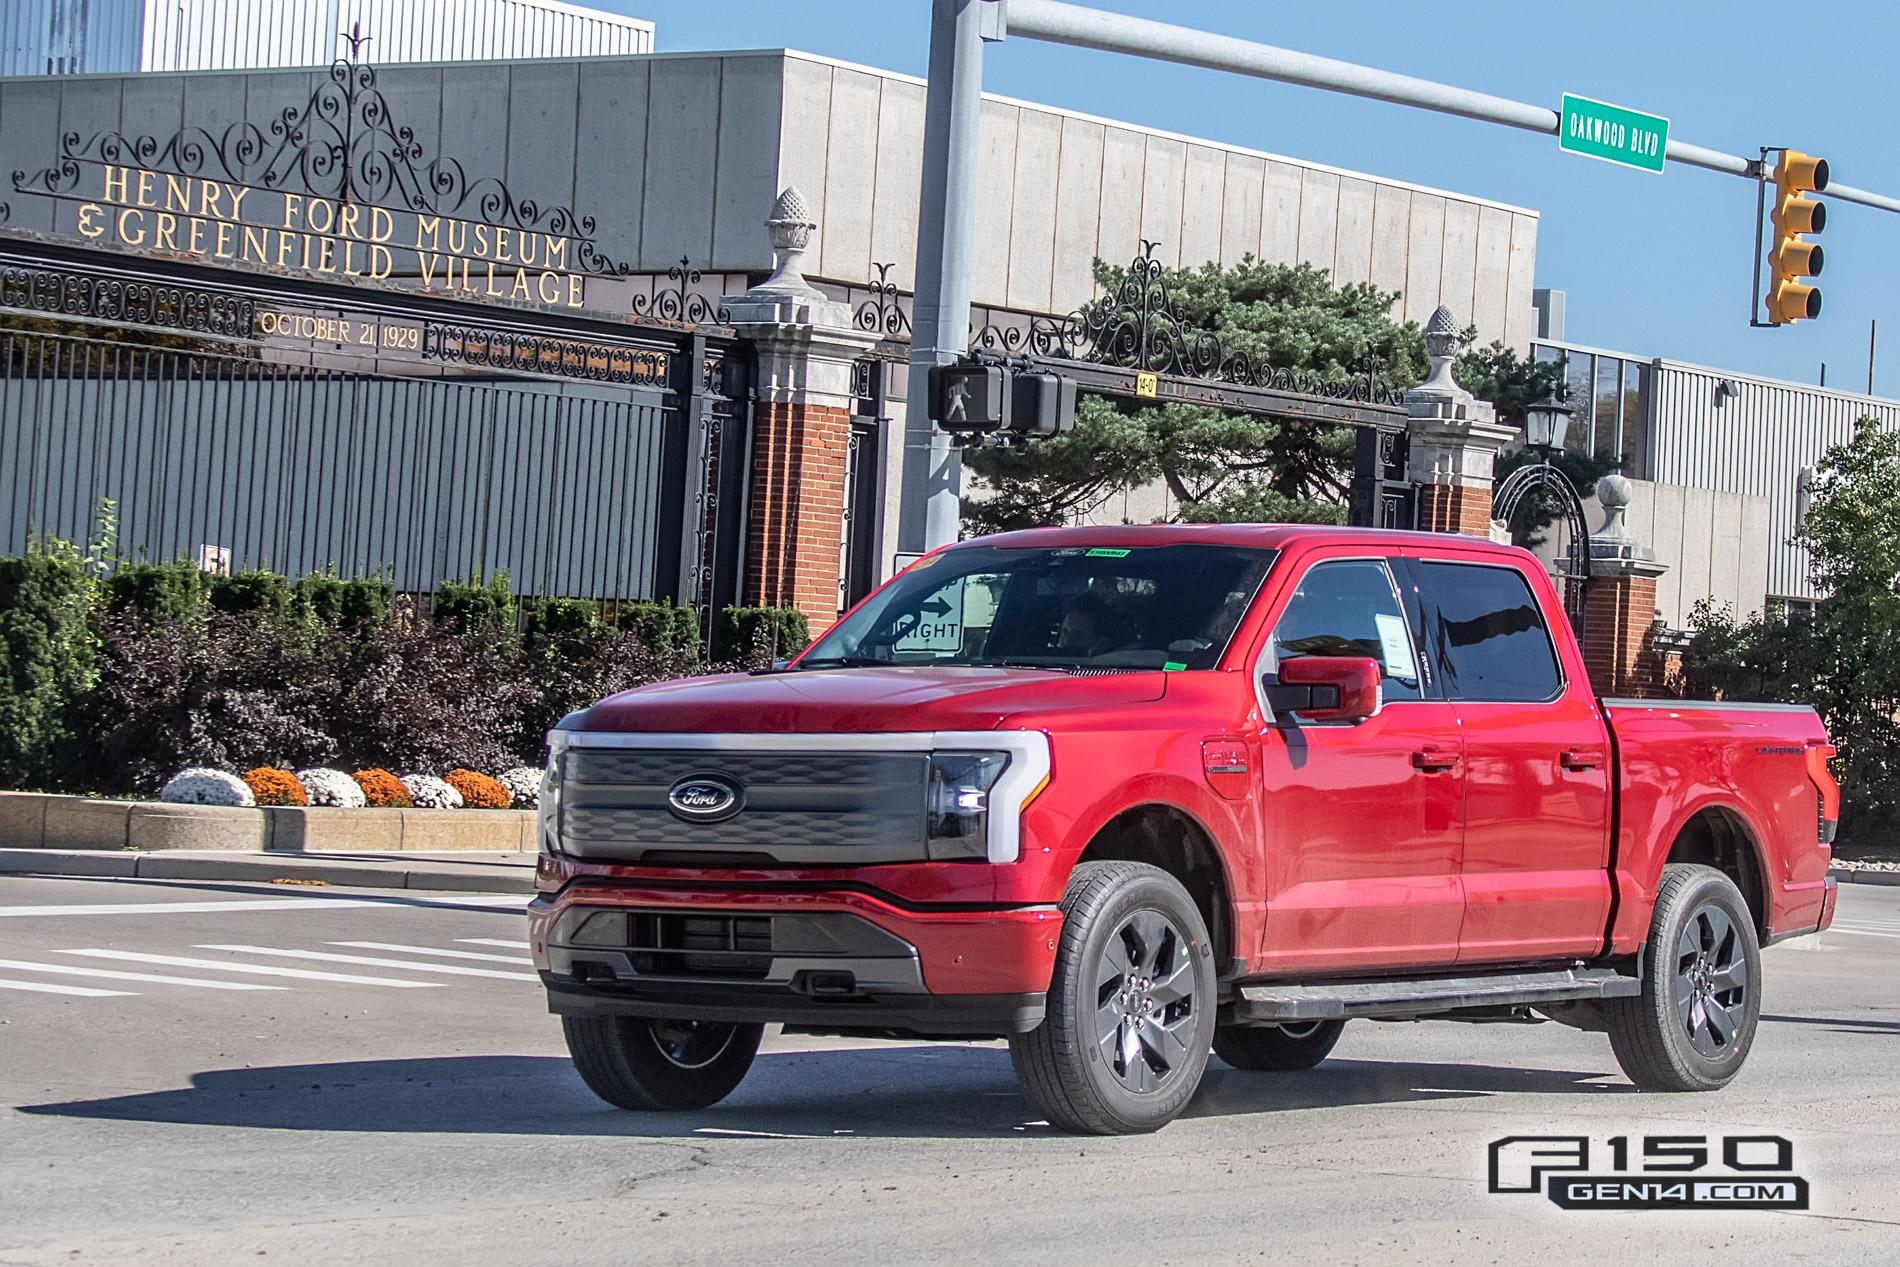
1559 94 1669 174
894 577 966 652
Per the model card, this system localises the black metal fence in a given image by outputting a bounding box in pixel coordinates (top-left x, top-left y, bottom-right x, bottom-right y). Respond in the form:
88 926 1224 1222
1 329 690 601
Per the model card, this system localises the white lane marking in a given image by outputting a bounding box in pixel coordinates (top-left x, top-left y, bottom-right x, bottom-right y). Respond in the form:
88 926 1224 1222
56 949 442 987
0 977 135 997
459 938 531 949
0 958 286 991
1826 928 1900 939
0 894 526 918
329 942 533 964
195 945 537 981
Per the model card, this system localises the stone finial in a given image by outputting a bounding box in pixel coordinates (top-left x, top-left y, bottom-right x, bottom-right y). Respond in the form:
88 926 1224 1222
758 186 821 299
1424 305 1459 358
1595 472 1634 541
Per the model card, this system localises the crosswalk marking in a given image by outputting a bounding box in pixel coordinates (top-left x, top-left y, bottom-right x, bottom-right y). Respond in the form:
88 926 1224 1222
56 949 442 987
195 944 537 981
459 938 530 949
0 895 526 918
0 977 134 997
1828 927 1900 939
0 958 285 991
329 941 533 965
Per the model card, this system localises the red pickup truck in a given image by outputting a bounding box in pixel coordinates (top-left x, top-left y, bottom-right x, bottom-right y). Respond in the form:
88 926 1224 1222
529 525 1839 1134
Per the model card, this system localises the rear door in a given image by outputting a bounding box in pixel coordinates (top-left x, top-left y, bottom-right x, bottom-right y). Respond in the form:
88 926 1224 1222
1403 552 1613 963
1253 552 1466 973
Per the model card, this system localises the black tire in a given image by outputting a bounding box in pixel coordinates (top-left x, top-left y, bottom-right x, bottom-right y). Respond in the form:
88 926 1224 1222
1606 863 1762 1092
1214 1019 1345 1071
562 1015 764 1111
1009 861 1218 1135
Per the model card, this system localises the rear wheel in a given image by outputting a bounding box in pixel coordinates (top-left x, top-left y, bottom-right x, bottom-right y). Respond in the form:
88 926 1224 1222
1606 863 1761 1092
1009 861 1218 1135
1213 1019 1345 1071
563 1015 764 1110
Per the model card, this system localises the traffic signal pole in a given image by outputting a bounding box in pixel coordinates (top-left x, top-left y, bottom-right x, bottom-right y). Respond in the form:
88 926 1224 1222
902 0 1900 549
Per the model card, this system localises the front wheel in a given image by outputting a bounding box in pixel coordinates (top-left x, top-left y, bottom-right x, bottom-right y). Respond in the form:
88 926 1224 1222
1214 1019 1345 1071
1605 863 1761 1092
1009 861 1218 1135
563 1015 764 1110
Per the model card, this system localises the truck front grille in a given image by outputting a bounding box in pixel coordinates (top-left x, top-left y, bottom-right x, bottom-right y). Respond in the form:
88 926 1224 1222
559 748 931 866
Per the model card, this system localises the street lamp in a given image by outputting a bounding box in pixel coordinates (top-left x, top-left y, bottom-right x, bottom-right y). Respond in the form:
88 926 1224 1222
1522 388 1575 452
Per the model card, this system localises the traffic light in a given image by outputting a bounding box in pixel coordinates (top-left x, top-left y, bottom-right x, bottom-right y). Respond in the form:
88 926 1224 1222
929 360 1076 443
1766 150 1828 324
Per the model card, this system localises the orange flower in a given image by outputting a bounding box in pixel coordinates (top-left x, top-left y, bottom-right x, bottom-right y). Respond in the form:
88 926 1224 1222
351 768 413 808
444 768 511 810
242 767 308 807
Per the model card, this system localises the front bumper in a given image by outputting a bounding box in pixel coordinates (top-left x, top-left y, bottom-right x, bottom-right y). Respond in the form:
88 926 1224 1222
530 881 1061 1037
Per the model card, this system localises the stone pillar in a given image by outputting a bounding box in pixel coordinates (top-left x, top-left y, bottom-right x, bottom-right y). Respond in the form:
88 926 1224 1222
1580 474 1673 697
719 188 879 633
1403 306 1514 538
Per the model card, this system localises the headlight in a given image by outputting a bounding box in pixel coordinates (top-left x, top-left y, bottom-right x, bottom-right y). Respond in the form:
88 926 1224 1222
926 751 1010 860
537 733 569 856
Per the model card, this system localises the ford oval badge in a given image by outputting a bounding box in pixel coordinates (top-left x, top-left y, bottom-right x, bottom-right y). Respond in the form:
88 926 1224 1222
666 775 743 823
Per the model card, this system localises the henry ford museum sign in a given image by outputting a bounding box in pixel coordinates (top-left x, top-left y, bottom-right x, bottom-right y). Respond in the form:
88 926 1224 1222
3 43 676 380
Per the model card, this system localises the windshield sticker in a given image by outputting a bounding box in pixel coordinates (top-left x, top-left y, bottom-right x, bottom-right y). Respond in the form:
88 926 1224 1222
1373 612 1420 682
1163 660 1188 672
1085 547 1132 558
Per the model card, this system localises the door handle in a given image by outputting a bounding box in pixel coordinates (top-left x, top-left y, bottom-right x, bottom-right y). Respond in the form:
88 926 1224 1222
1559 749 1604 771
1411 747 1460 773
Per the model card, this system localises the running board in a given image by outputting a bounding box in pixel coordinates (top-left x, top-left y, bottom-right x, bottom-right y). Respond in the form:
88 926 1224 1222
1233 966 1640 1022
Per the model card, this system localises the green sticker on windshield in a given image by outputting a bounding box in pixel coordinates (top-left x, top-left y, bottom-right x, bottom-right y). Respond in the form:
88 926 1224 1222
1085 547 1132 558
1163 660 1188 672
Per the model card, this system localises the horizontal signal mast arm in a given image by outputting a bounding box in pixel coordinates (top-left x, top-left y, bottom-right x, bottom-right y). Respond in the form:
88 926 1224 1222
1001 0 1900 215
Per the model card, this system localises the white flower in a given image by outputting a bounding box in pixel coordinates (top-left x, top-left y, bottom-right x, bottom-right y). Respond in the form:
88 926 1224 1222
401 774 464 810
498 766 542 809
159 768 255 807
296 768 366 808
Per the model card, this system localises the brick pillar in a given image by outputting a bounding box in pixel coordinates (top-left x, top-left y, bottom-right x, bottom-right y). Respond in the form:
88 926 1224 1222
719 188 879 634
1404 306 1513 539
1580 473 1672 697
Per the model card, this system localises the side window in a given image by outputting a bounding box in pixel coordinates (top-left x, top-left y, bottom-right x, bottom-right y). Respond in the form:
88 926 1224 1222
1270 560 1421 700
1417 562 1562 702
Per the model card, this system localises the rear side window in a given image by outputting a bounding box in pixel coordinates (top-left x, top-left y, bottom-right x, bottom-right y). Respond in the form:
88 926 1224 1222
1417 562 1562 702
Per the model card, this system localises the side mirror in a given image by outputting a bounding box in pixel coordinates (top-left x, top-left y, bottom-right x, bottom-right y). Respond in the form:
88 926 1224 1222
1265 656 1382 724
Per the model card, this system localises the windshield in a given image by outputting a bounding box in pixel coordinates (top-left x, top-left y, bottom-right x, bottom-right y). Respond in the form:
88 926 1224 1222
800 542 1277 671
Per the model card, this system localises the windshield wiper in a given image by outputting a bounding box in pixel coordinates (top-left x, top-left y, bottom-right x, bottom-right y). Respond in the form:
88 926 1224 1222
791 655 895 670
961 659 1080 673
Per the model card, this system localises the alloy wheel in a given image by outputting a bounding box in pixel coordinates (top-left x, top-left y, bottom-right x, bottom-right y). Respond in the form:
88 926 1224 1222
1674 904 1749 1058
1093 909 1199 1094
648 1019 739 1070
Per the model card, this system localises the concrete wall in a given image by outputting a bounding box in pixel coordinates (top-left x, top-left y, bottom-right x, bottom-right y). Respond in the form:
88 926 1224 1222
1587 480 1771 628
777 52 1537 347
2 49 1538 345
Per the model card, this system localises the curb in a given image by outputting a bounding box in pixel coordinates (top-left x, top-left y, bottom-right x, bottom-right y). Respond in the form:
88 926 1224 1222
0 849 535 893
1830 866 1900 887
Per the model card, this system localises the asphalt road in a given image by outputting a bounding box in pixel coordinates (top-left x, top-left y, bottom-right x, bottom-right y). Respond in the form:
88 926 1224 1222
2 874 1898 1266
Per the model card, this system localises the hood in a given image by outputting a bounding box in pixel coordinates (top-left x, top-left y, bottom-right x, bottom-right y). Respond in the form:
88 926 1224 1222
568 666 1168 734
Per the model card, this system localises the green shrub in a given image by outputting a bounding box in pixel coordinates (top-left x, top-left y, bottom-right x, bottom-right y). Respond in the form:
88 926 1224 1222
719 605 811 663
617 599 701 654
523 596 605 642
0 545 102 786
295 573 393 627
209 569 293 621
107 560 207 623
436 571 516 634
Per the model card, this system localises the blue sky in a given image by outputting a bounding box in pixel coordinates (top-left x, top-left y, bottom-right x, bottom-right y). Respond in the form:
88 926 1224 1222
607 1 1897 394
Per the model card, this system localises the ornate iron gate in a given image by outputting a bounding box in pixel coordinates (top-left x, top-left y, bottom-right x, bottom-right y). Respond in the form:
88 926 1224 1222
1492 460 1591 636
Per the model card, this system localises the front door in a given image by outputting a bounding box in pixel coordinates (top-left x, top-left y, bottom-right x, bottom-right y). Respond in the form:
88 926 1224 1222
1253 555 1466 974
1406 553 1613 963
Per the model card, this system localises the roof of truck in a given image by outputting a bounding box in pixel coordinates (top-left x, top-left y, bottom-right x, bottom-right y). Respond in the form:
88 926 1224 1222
958 523 1524 554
